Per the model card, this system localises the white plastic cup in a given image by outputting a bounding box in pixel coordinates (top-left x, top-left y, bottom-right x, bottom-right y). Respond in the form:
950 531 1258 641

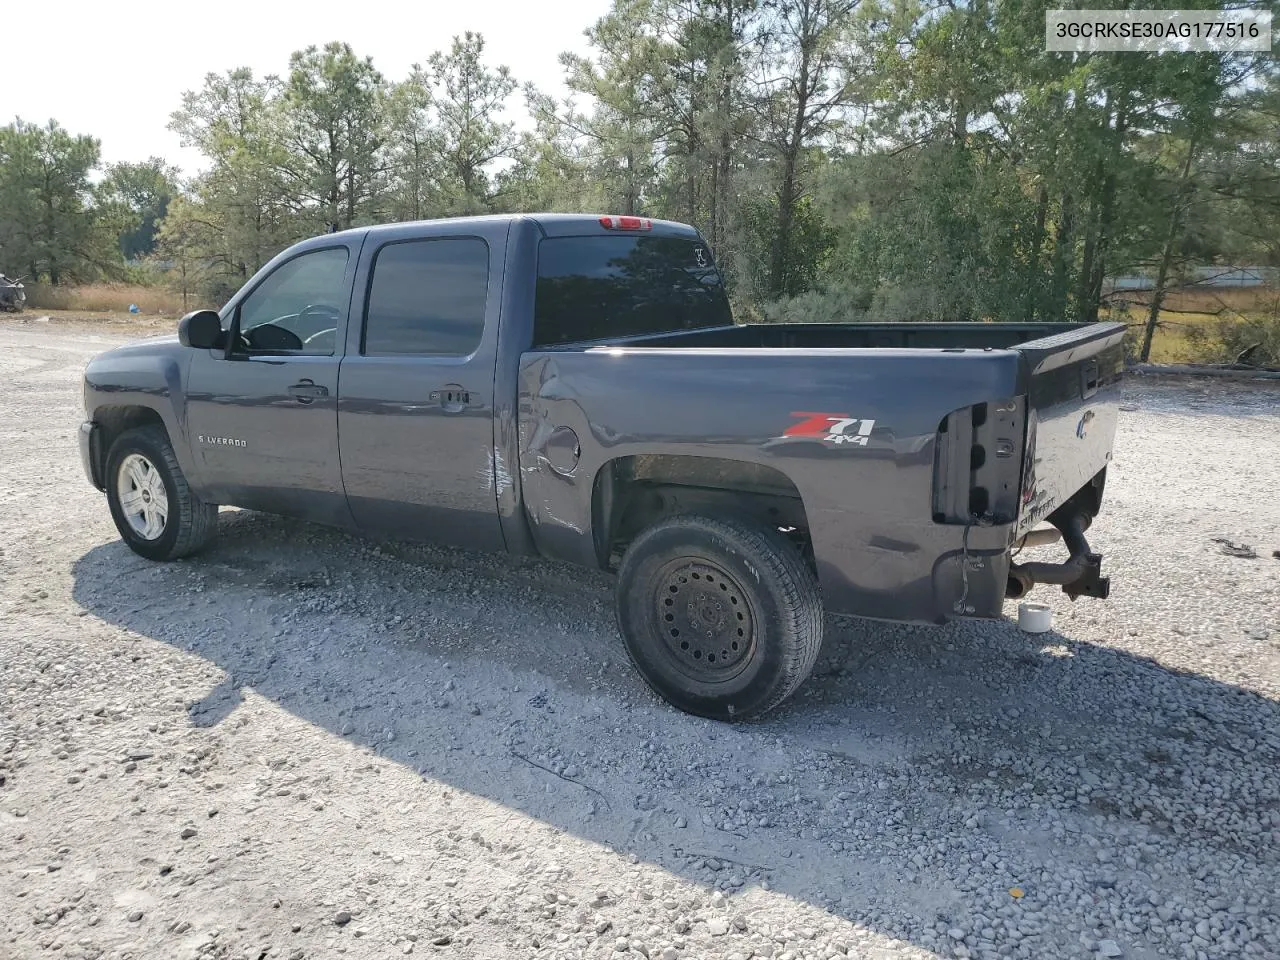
1018 601 1052 634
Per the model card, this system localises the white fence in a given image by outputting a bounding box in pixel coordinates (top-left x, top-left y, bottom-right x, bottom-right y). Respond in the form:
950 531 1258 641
1108 266 1278 291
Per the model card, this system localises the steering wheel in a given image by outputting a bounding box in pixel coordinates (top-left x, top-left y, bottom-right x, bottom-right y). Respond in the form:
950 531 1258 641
299 303 339 322
243 323 305 352
303 328 337 349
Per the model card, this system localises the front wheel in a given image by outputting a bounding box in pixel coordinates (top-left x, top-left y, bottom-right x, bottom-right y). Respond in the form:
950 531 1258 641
105 425 218 561
615 514 824 720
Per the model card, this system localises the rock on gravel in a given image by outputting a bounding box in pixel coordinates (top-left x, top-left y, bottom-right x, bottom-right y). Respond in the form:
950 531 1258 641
1 325 1278 960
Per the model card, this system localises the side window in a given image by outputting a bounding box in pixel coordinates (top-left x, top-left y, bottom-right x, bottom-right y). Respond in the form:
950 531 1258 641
237 247 350 355
363 238 489 356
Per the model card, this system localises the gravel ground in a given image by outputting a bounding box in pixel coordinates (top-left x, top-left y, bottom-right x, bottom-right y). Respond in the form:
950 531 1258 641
2 322 1278 960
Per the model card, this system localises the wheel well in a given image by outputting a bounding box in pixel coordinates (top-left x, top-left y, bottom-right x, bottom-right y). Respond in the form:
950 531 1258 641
93 406 166 476
592 455 812 570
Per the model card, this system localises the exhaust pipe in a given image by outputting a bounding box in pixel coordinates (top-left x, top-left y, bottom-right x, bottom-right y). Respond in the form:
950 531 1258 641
1014 526 1062 550
1005 569 1034 599
1009 510 1110 600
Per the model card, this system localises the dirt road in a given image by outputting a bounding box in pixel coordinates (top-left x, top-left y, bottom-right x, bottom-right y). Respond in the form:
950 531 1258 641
2 321 1278 960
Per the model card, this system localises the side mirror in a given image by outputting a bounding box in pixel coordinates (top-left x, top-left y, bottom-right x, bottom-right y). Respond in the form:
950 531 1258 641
178 310 224 349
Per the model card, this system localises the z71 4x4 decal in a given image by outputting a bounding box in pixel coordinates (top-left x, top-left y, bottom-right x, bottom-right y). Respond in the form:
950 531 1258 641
783 412 876 446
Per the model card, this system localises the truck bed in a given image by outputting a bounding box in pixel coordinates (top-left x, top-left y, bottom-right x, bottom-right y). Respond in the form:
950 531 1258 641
517 320 1125 623
600 321 1094 351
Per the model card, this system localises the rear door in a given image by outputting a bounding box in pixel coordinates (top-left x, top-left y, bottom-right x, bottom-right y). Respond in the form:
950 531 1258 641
1014 323 1127 535
185 240 360 526
337 221 508 550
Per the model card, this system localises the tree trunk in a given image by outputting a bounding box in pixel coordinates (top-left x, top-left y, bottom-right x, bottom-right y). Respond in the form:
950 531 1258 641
1140 135 1200 362
709 161 719 252
770 156 799 299
1048 191 1075 320
328 128 341 231
1025 183 1049 320
769 36 812 299
42 171 58 284
1140 224 1179 364
686 45 701 229
715 143 732 274
715 0 735 261
624 149 637 215
685 151 698 228
345 164 357 228
1080 91 1130 324
413 138 423 220
1077 194 1100 322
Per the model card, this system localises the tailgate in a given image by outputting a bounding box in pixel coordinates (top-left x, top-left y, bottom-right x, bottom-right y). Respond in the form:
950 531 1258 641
1014 322 1126 537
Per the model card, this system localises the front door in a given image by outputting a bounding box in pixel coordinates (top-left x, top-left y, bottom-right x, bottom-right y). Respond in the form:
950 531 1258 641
186 242 359 526
337 224 506 550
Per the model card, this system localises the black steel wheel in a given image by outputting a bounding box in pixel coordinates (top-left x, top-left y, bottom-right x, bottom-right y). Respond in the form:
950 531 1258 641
652 557 757 683
616 514 823 720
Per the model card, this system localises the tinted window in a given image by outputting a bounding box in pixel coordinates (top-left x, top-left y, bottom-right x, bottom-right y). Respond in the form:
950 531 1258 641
364 238 489 356
534 236 732 346
238 247 349 355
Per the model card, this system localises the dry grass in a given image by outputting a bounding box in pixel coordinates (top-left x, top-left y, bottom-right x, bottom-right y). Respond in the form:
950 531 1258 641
1101 306 1220 363
1102 284 1280 364
23 283 186 316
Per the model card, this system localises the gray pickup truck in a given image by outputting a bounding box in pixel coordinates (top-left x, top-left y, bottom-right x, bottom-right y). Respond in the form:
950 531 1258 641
80 214 1123 719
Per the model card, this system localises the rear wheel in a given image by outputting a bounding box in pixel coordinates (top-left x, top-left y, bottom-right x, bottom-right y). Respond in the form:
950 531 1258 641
105 425 218 561
615 514 823 720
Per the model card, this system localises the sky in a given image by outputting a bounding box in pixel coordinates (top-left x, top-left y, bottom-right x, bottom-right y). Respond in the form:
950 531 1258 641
4 0 612 174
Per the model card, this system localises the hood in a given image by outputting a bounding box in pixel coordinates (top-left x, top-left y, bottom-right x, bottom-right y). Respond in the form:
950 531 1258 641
92 333 182 360
84 334 189 387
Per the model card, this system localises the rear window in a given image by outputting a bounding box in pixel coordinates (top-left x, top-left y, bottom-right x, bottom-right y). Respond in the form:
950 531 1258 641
534 235 732 346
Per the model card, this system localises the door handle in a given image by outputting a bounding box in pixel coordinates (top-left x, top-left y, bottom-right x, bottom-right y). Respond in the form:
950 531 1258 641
429 385 472 414
288 380 329 403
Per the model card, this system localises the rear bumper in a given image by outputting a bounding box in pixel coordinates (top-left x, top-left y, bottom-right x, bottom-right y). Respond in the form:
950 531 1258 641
80 421 104 490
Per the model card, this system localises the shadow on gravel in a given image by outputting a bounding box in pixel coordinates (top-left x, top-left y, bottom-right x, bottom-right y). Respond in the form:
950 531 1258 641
71 509 1280 957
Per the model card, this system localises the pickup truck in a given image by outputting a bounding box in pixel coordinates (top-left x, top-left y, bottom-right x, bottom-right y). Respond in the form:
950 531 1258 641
80 214 1123 720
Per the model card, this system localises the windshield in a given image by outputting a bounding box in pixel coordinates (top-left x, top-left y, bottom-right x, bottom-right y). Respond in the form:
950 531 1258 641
533 235 732 347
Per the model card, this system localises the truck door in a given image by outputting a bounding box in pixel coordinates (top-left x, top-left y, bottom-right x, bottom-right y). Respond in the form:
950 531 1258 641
185 241 359 527
337 222 507 551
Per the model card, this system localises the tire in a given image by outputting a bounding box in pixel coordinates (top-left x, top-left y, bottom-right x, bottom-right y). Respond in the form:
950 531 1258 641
105 424 218 561
616 514 824 721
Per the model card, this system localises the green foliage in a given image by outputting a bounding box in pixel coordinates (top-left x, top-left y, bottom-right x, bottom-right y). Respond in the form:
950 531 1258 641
8 11 1278 326
97 158 181 260
495 90 606 213
0 118 116 283
427 33 520 213
168 67 296 291
741 192 836 301
761 281 869 323
281 43 389 231
1185 311 1280 368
